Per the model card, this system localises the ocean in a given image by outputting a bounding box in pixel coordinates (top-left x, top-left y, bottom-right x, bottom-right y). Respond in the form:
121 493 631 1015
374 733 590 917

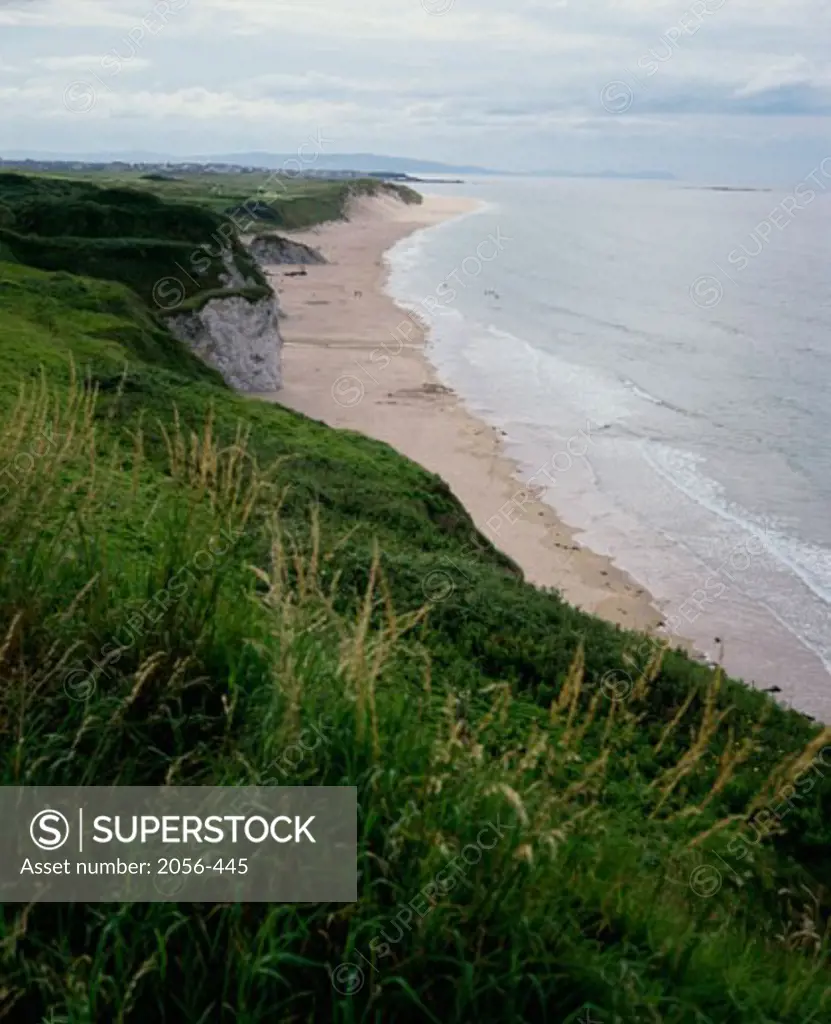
385 176 831 721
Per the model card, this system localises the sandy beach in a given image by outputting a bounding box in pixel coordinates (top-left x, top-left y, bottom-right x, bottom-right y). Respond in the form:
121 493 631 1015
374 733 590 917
255 193 664 633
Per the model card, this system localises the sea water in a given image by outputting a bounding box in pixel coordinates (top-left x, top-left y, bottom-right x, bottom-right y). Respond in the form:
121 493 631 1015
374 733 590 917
385 177 831 721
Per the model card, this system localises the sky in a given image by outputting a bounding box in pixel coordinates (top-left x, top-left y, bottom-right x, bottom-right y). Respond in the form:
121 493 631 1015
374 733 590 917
0 0 829 183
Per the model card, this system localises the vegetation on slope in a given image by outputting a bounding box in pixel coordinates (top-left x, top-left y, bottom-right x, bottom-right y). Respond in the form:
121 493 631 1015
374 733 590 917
0 173 419 316
0 173 829 1023
14 168 422 229
0 172 268 314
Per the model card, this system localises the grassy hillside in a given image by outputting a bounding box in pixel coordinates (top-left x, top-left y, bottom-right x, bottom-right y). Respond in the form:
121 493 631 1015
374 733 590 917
0 173 418 311
0 172 268 312
7 169 422 230
0 173 829 1023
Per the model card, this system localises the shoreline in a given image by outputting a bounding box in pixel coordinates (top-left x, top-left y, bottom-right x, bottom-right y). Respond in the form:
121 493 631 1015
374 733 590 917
256 194 669 636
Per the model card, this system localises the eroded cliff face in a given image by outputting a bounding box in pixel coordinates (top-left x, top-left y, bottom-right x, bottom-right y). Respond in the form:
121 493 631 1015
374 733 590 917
166 293 282 393
246 234 326 268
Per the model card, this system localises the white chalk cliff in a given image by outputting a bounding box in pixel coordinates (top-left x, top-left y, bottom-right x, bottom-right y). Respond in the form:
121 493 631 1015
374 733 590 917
166 293 282 392
165 247 283 393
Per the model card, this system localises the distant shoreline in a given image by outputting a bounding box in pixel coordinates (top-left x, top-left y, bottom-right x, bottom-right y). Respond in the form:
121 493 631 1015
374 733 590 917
256 193 671 637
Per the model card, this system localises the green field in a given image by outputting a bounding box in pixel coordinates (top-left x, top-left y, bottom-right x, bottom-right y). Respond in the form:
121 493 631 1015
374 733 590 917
0 171 419 318
0 171 829 1023
6 168 422 230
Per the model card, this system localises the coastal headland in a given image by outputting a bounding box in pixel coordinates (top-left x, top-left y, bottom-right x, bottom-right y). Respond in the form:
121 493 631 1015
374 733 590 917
1 169 828 1021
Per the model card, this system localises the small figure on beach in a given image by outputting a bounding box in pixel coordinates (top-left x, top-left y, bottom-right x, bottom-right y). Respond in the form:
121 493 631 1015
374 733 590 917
354 290 363 299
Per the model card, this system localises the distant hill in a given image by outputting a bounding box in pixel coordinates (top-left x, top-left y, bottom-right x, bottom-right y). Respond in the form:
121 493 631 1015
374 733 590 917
0 150 676 180
0 150 497 175
201 152 498 175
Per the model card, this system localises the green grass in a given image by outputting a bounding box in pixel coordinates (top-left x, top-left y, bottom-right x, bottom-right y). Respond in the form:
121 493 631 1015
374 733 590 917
0 172 270 313
0 172 828 1023
0 171 419 313
9 169 422 230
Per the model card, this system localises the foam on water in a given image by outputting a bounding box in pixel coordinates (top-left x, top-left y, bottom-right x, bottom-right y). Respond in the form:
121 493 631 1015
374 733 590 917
642 443 831 609
385 178 831 714
424 317 638 435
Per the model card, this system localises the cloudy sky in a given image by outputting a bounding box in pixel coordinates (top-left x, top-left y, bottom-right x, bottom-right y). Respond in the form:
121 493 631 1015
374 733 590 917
0 0 828 182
